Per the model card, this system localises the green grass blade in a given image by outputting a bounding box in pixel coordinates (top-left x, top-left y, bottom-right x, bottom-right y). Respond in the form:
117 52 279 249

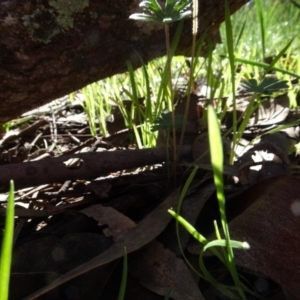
169 209 208 244
198 250 240 300
235 20 246 49
291 0 300 9
126 61 139 104
0 181 15 300
224 0 237 163
207 105 224 222
198 239 250 299
207 105 247 299
234 57 300 79
163 286 172 300
203 240 250 252
264 38 295 74
177 166 198 215
168 209 225 264
168 166 206 278
82 86 97 136
254 0 265 60
117 247 128 300
263 119 300 134
236 97 256 141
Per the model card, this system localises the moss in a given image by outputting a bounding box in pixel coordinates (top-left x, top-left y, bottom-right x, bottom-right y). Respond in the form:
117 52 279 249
49 0 89 30
23 0 89 44
49 0 89 14
22 9 61 44
89 11 98 19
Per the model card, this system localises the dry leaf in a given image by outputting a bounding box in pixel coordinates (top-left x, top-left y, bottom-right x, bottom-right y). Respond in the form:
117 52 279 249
24 188 181 299
229 175 300 297
130 241 204 300
80 204 135 238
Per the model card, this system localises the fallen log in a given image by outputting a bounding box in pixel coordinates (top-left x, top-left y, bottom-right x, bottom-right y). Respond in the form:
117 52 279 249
0 0 248 124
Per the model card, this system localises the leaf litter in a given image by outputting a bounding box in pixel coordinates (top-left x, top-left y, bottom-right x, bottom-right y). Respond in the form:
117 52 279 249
1 78 300 299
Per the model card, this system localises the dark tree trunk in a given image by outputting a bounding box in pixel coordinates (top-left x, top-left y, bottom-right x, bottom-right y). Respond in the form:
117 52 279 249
0 0 248 124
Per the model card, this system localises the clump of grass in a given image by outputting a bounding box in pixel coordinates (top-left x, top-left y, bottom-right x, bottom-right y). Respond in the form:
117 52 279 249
81 56 185 148
80 0 300 145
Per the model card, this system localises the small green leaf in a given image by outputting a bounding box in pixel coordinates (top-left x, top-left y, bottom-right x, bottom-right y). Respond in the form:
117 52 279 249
203 240 250 252
151 112 183 132
241 77 289 95
129 13 159 22
129 0 192 24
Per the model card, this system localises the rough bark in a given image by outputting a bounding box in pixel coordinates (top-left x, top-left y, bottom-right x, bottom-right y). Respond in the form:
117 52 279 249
0 0 248 124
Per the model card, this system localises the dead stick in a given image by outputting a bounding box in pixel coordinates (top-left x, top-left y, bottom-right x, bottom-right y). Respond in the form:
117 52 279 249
0 146 191 191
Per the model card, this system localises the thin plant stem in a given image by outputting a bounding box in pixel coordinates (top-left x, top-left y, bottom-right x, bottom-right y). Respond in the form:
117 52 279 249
177 0 198 163
164 23 177 177
117 247 128 300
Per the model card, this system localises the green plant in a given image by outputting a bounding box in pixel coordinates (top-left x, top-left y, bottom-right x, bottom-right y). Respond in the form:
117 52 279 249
2 116 33 134
169 105 250 299
129 0 193 23
123 60 158 148
218 0 298 163
130 0 193 161
207 104 247 298
82 83 112 137
0 181 15 300
82 58 178 148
